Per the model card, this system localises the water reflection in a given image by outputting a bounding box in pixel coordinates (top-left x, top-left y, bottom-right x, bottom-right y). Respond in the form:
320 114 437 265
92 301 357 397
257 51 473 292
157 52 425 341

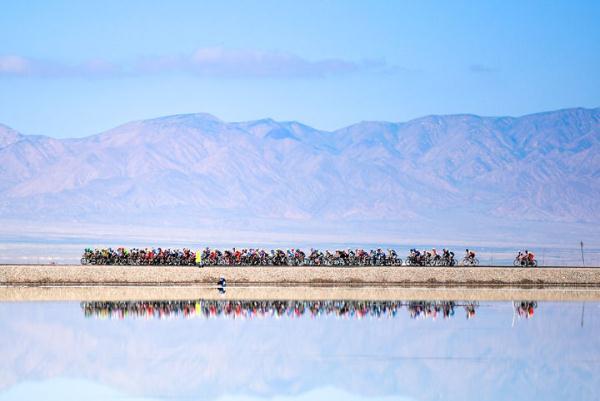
77 300 543 322
408 301 457 319
81 300 487 321
0 300 597 401
513 301 538 320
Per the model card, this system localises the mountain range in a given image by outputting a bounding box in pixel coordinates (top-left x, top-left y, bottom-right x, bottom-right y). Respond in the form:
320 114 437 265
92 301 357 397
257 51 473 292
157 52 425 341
1 107 599 245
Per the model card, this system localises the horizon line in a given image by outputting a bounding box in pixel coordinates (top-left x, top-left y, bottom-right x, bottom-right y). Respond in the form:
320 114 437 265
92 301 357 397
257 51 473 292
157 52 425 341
2 105 599 140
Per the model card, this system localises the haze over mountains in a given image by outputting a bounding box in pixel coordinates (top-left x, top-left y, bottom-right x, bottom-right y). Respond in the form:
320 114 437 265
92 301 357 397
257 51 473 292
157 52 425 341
1 107 599 245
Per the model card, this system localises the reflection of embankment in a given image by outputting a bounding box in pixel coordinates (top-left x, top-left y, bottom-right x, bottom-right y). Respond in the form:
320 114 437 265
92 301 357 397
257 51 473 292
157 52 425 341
80 300 493 320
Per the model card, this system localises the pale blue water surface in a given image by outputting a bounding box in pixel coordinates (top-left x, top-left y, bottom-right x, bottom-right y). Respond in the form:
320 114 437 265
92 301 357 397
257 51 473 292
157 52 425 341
0 300 598 401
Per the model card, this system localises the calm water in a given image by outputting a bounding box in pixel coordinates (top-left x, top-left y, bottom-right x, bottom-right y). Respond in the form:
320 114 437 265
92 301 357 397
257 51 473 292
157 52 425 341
0 300 598 401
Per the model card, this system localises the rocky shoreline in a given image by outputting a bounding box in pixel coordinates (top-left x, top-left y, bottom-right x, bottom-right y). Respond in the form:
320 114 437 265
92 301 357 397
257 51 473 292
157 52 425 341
2 265 599 286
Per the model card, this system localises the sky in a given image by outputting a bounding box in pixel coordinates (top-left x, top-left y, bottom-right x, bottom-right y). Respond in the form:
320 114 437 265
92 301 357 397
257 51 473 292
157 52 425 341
1 0 599 138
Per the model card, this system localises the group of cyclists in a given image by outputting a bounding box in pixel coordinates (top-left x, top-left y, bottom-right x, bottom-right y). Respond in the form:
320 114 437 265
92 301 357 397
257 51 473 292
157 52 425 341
198 247 406 267
514 250 537 267
405 248 461 266
80 299 483 320
81 246 538 267
82 247 196 266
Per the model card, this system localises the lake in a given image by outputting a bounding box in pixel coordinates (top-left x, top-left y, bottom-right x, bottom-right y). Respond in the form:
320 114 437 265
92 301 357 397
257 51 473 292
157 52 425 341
0 299 598 400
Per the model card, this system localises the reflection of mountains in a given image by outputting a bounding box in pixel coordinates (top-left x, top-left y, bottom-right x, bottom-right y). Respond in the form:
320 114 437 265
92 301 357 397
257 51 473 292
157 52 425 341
81 300 487 320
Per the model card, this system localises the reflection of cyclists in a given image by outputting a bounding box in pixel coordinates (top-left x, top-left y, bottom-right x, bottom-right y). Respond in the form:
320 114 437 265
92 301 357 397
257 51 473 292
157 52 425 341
81 300 406 320
514 301 537 319
464 302 477 319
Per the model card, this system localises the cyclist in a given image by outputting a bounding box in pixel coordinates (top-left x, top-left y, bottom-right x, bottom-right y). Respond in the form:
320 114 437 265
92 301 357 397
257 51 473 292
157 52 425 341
527 250 536 265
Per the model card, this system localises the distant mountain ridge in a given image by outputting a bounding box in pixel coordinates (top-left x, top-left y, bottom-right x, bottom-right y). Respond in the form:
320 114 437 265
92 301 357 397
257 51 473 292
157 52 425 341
0 123 23 148
0 107 599 241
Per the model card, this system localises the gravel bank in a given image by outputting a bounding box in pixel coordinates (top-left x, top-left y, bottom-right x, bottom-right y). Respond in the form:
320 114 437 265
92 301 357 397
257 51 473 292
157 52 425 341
1 265 599 287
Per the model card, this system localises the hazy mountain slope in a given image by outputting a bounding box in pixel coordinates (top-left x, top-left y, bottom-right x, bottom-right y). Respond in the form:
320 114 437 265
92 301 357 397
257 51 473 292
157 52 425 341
0 123 22 148
0 108 598 236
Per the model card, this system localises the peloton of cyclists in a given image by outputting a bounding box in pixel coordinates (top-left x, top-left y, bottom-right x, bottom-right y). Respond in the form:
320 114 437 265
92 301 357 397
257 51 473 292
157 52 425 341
515 250 537 267
82 246 543 268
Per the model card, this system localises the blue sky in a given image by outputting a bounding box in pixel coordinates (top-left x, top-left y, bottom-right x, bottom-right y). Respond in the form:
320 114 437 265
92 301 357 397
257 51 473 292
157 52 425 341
1 1 599 138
